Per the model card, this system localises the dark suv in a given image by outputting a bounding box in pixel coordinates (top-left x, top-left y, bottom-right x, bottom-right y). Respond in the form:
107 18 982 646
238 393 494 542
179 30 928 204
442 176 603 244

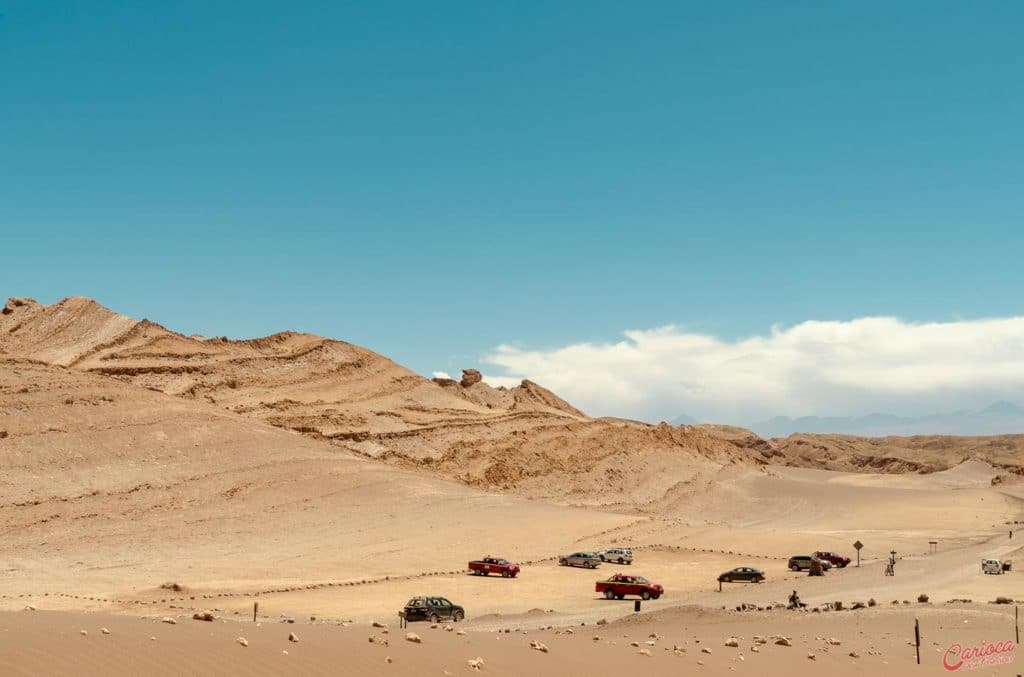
403 596 465 623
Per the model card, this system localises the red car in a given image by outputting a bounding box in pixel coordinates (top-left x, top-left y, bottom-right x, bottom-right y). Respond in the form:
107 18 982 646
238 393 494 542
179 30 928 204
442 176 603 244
814 551 851 568
595 573 663 600
468 556 520 578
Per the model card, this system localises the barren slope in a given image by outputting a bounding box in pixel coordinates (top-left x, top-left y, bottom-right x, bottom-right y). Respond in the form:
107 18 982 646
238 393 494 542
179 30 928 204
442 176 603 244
0 358 633 604
0 296 774 504
772 432 1024 479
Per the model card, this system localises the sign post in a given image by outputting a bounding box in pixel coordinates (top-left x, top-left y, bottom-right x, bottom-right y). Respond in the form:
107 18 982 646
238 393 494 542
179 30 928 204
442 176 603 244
853 540 863 567
915 618 921 665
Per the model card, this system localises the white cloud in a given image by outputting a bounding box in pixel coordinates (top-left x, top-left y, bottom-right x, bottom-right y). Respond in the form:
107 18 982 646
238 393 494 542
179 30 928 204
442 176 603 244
481 374 522 389
482 317 1024 423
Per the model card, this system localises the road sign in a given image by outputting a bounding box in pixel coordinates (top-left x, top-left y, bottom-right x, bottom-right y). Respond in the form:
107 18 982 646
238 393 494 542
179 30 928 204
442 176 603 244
853 540 863 567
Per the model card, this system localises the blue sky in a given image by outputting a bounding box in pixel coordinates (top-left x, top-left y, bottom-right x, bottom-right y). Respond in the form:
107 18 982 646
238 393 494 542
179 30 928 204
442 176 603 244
2 2 1023 421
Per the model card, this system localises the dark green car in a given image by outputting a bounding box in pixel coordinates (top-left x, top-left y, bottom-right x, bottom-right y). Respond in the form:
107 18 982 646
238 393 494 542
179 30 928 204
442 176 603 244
718 567 765 583
403 596 465 623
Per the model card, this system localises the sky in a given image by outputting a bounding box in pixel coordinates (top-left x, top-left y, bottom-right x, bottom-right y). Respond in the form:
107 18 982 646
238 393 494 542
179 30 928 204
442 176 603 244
2 1 1023 425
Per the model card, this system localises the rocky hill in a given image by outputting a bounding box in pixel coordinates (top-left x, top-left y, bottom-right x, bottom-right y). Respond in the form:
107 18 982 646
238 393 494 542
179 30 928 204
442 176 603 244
0 296 776 505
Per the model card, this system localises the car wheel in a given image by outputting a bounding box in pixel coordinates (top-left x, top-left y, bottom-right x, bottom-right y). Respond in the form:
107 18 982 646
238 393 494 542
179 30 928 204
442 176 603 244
652 593 661 599
604 590 615 600
725 576 732 583
615 593 624 600
599 555 606 562
429 614 439 624
618 557 624 564
559 559 566 566
789 565 798 571
641 590 651 600
502 570 509 578
453 611 464 622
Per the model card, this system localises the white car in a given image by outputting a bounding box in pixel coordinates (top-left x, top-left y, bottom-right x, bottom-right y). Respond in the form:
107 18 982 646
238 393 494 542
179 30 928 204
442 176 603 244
598 548 633 565
982 559 1004 574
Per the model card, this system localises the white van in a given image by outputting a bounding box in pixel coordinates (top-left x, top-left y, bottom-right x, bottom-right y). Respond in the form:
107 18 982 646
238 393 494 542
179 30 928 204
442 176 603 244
982 559 1003 574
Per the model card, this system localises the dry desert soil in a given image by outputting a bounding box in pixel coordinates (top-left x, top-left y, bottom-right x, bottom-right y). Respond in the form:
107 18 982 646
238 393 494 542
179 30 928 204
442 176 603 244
2 296 1024 676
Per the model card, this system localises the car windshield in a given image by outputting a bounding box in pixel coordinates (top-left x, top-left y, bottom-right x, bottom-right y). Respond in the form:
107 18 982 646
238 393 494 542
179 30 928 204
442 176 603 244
635 577 648 583
406 598 424 606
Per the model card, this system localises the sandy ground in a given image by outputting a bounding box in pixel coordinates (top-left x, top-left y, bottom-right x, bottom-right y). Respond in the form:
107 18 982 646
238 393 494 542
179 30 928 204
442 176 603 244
2 604 1021 676
5 299 1024 675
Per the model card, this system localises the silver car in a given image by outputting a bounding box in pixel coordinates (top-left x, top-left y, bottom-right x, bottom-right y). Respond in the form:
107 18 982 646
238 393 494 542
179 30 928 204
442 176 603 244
559 551 601 568
599 548 633 565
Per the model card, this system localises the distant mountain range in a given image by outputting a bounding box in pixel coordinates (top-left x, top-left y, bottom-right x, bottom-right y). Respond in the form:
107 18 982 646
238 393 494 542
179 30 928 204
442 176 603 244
673 402 1024 438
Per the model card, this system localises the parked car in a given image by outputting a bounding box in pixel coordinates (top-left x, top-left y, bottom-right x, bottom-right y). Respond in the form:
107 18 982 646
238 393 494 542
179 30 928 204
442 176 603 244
598 548 634 565
560 552 601 568
982 559 1004 575
788 555 832 571
718 566 765 583
403 596 465 622
595 573 663 600
468 556 520 577
814 551 851 568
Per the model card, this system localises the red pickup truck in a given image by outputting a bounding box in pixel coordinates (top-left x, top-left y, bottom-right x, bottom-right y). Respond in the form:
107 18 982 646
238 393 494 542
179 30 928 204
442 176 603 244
814 551 851 568
468 556 520 578
595 573 663 600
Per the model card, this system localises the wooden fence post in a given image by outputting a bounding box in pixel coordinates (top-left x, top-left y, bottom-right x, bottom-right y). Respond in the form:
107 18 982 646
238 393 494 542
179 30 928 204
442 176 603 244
914 618 921 665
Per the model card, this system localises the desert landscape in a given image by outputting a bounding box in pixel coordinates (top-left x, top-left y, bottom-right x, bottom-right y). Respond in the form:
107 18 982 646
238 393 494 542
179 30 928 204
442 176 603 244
2 296 1023 675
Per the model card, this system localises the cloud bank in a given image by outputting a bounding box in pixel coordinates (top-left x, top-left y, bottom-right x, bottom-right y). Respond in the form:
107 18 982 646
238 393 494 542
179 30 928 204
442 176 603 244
482 317 1024 424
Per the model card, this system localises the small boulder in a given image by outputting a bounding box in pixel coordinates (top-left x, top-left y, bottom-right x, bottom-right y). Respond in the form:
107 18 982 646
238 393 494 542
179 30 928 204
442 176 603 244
406 632 422 644
467 657 485 670
161 617 177 625
460 369 483 387
288 632 299 642
237 637 249 647
775 637 792 647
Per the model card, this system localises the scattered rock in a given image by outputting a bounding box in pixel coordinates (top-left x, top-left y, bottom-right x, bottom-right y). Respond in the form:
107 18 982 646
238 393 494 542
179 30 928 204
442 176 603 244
638 648 651 656
192 611 215 622
725 637 739 647
849 651 860 658
288 632 299 642
161 617 177 625
24 605 36 611
80 630 88 636
460 369 483 387
467 657 485 670
807 652 816 660
406 632 422 644
701 647 712 654
530 640 549 653
597 618 607 625
775 637 792 647
827 637 841 645
101 628 110 635
237 637 249 647
372 621 388 628
385 656 393 664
